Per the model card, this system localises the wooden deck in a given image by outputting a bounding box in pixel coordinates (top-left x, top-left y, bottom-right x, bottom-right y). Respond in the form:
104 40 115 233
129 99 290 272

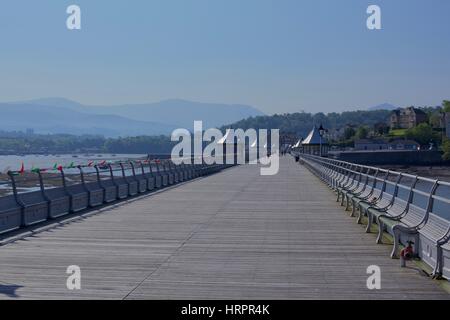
0 157 448 299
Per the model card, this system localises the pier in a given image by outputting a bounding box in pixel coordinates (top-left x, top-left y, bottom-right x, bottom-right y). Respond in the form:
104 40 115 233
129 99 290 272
0 157 448 299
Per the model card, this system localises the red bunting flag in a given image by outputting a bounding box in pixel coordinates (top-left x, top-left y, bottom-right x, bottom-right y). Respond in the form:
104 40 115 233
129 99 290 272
19 162 25 175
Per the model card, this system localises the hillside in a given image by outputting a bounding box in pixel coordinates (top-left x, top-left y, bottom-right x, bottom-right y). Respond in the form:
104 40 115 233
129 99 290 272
222 110 393 138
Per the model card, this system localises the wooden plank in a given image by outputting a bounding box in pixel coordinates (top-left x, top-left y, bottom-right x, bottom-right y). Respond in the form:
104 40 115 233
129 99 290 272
0 158 448 299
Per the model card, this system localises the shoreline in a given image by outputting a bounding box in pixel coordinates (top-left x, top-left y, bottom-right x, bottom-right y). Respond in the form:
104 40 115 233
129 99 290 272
379 164 450 182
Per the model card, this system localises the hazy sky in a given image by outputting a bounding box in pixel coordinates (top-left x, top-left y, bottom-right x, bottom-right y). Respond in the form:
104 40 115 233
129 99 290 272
1 0 449 114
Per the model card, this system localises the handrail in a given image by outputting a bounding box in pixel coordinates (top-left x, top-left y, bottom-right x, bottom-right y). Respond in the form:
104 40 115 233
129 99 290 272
0 155 235 236
298 154 450 223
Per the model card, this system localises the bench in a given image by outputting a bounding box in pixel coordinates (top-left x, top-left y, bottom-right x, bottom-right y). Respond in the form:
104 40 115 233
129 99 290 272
7 171 49 226
129 162 147 193
150 163 161 189
44 186 71 218
363 173 403 233
38 171 70 218
78 167 105 207
441 241 450 280
0 195 22 234
155 162 169 187
138 162 155 191
95 165 118 203
298 154 450 281
356 186 384 224
417 181 450 277
337 166 363 207
84 180 105 207
378 180 438 258
119 163 138 196
66 183 89 212
342 169 371 212
371 175 418 243
168 162 180 184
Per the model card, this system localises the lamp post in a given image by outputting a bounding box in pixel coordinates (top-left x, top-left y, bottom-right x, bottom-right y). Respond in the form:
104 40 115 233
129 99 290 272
319 124 325 157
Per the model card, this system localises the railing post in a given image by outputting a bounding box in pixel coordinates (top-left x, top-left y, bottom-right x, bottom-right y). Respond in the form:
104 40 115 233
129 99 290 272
119 163 126 179
36 170 51 219
129 161 137 178
7 171 26 227
78 165 90 205
94 165 106 198
419 180 439 228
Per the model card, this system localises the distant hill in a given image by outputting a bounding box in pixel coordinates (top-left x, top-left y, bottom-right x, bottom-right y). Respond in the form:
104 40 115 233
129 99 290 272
367 103 398 111
0 102 173 137
1 98 265 137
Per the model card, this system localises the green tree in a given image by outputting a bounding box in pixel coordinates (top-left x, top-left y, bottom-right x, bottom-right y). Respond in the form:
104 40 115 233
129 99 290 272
355 126 369 139
374 122 389 136
343 127 356 140
429 112 443 128
405 123 439 146
443 100 450 112
443 138 450 160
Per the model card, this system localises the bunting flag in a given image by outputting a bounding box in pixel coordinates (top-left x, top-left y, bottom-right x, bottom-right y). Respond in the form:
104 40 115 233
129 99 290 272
31 167 41 174
8 158 158 175
18 162 25 175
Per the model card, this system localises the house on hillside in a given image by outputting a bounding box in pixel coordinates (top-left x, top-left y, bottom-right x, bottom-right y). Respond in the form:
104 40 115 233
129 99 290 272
390 107 428 130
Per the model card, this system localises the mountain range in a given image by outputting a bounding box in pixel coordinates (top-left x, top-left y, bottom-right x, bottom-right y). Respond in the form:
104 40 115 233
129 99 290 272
0 98 265 137
367 103 398 111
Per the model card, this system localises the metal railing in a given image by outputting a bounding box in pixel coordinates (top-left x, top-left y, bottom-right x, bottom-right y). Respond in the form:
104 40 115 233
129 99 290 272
0 155 235 237
296 153 450 280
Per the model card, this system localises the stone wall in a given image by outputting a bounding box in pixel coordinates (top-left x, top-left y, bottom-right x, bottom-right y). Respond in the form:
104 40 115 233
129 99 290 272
329 150 448 166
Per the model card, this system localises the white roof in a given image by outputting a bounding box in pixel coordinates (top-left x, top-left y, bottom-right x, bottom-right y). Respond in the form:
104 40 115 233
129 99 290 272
302 126 327 145
217 129 244 144
293 139 302 148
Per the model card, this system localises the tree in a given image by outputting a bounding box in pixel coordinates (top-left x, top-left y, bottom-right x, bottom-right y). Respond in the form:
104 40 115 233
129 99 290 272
405 123 439 146
443 138 450 161
374 122 389 136
443 100 450 112
429 111 443 128
355 126 369 139
343 127 356 140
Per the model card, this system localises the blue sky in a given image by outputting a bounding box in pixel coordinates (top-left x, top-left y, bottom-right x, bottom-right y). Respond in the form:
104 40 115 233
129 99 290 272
0 0 449 114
